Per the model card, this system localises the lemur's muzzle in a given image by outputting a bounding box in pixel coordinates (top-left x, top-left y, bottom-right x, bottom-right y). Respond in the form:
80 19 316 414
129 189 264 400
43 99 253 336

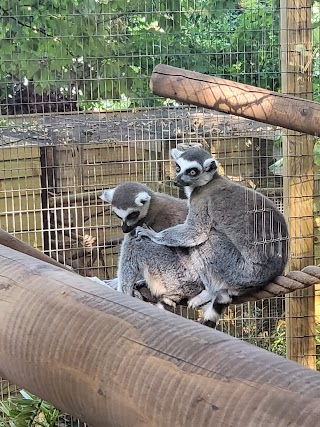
122 223 134 233
174 175 188 187
122 218 146 233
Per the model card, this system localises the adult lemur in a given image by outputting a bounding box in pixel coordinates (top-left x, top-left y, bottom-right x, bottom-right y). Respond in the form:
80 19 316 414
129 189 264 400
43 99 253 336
100 182 207 307
122 147 289 326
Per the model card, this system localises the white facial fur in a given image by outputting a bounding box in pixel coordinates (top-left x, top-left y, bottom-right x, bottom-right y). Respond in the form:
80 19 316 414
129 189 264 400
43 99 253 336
203 158 217 171
171 148 183 160
135 191 151 206
112 191 151 228
176 158 201 172
175 156 218 193
112 206 131 221
100 188 115 203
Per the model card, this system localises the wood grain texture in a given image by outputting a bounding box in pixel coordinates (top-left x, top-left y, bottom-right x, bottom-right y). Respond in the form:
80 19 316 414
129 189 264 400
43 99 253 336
280 0 316 368
150 64 320 135
0 228 71 272
1 245 320 427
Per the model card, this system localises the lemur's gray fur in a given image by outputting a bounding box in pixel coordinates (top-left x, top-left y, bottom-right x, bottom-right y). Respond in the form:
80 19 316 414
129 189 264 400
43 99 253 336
125 147 289 327
100 182 207 307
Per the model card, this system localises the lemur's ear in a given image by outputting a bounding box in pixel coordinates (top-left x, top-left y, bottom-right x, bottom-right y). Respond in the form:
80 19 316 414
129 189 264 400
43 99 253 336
203 158 218 172
135 191 151 206
171 148 183 160
100 188 115 203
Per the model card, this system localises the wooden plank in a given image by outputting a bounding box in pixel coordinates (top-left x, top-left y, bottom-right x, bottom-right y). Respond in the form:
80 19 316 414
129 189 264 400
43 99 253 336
0 212 42 233
54 173 145 193
0 146 40 162
211 137 256 154
0 146 43 250
0 159 41 179
0 176 42 192
82 173 145 190
54 144 144 165
84 162 144 177
0 193 41 212
82 146 145 163
281 0 316 369
0 187 42 201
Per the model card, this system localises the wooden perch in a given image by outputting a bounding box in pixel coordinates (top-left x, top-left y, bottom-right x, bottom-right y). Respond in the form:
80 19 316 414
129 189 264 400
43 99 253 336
150 64 320 136
0 228 71 273
1 245 320 427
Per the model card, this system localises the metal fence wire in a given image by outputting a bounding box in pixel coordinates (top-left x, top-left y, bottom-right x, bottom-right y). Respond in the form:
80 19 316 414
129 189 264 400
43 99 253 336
0 0 320 424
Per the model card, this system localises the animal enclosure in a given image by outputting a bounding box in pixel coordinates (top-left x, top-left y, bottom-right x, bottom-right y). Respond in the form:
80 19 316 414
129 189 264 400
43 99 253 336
1 0 320 425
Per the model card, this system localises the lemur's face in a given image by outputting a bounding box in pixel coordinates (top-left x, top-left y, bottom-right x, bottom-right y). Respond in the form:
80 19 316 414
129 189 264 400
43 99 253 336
172 148 218 189
100 188 151 233
112 192 150 233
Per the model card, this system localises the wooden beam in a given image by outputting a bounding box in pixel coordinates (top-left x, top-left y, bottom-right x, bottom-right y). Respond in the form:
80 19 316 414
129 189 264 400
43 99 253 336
1 246 320 427
0 228 71 272
150 64 320 136
281 0 316 369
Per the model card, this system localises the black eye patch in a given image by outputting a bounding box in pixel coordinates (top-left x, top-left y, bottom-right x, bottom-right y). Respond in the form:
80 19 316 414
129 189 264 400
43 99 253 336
176 164 181 173
186 167 200 176
127 211 140 221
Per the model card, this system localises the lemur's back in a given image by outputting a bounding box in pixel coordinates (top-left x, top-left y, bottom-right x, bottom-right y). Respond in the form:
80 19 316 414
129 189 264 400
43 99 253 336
189 174 289 283
146 192 188 232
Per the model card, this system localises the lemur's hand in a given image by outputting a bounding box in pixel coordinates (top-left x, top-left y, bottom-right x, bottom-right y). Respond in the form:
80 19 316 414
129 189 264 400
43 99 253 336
135 225 156 241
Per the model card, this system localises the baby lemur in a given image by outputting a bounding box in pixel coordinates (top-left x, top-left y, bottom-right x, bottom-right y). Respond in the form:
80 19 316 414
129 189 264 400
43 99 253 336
100 182 207 307
122 147 289 326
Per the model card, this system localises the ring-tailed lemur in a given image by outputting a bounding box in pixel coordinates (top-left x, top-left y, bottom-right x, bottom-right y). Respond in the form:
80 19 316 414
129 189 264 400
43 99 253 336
100 182 209 308
124 147 289 327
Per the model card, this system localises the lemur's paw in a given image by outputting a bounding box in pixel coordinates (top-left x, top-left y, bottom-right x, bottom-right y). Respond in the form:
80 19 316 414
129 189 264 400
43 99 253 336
135 226 156 241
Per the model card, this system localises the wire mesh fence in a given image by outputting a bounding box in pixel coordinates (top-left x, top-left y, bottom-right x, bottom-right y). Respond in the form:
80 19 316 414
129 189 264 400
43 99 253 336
0 0 320 425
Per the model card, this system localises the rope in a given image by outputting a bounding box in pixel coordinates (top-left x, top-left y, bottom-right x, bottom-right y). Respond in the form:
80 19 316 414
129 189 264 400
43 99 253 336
231 266 320 304
132 266 320 306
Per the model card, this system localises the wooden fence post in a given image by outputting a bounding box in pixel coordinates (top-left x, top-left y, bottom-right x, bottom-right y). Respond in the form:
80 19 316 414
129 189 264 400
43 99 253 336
280 0 316 368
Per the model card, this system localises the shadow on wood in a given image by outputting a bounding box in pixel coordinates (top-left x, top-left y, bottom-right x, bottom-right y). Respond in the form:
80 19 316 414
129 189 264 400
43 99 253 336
150 64 320 136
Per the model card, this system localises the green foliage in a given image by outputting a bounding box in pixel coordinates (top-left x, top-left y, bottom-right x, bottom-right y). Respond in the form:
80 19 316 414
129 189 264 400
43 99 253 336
0 390 61 427
314 138 320 167
313 2 320 102
257 320 320 368
270 319 286 356
0 0 281 108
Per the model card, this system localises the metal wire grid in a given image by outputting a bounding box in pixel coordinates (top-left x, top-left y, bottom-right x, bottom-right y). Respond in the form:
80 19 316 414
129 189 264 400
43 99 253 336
0 0 319 424
0 0 280 113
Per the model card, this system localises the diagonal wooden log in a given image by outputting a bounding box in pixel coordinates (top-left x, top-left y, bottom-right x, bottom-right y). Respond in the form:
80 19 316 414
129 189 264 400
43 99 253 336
150 64 320 136
0 228 72 273
1 244 320 427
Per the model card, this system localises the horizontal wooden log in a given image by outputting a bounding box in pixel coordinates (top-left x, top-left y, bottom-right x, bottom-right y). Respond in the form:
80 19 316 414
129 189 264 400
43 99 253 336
150 64 320 136
1 246 320 427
